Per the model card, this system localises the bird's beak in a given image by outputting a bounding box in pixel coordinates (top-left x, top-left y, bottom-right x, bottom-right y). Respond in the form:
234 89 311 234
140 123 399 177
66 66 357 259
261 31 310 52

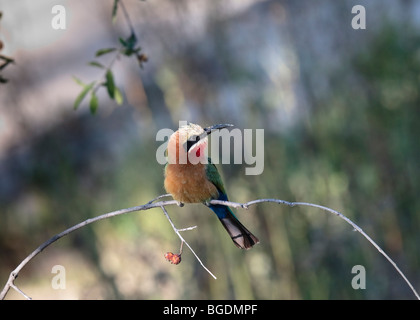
204 124 234 135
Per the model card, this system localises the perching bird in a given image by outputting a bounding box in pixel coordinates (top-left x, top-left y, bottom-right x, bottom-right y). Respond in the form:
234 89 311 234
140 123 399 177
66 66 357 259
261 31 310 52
164 123 259 249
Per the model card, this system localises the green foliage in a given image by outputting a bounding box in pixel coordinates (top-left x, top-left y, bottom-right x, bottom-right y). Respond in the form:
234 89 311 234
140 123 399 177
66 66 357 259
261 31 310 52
111 0 119 24
88 61 105 69
89 90 98 114
119 32 141 57
95 48 117 57
72 1 146 114
105 70 116 99
73 78 94 110
114 86 123 105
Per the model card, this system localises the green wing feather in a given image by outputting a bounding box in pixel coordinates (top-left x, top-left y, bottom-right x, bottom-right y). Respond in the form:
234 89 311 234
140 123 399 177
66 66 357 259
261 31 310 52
205 158 226 195
205 158 259 249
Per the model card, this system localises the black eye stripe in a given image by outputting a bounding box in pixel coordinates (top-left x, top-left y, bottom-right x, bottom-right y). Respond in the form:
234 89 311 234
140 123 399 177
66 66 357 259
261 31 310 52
186 140 194 151
184 133 207 151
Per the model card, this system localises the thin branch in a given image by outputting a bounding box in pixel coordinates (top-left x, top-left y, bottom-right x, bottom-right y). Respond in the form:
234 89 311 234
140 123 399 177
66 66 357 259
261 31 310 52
10 282 31 300
160 205 217 279
210 198 420 300
178 226 197 232
146 193 173 204
0 197 177 300
1 196 419 300
118 0 136 36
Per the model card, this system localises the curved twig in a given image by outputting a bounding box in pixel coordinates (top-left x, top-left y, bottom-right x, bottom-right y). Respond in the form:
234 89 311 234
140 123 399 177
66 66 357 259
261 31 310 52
1 196 418 300
210 198 420 300
0 195 177 300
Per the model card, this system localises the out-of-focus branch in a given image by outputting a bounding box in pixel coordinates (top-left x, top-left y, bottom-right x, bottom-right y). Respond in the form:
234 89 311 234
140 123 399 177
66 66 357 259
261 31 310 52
0 11 15 83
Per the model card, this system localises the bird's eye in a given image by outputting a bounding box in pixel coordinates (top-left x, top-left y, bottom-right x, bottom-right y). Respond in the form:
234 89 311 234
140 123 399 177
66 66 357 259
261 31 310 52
195 135 200 142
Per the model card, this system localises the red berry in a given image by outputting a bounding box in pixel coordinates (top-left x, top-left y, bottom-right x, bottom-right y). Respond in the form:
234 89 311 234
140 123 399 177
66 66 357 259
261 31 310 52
164 252 181 265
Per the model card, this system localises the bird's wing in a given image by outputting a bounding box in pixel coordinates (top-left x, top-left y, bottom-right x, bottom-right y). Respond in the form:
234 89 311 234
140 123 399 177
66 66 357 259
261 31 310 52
205 158 227 196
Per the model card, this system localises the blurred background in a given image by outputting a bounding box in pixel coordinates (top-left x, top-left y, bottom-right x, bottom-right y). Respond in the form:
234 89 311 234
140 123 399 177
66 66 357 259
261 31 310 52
1 0 419 299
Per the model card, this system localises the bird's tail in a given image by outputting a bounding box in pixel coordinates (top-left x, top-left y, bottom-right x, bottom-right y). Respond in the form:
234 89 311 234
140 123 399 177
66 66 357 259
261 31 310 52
208 205 259 249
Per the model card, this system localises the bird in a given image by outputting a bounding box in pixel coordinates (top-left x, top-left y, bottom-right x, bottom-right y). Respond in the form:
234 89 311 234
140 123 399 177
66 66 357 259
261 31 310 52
164 122 259 249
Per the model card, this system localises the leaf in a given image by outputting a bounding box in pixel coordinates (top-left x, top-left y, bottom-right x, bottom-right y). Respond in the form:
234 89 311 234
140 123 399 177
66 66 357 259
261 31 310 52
74 82 94 110
95 47 117 57
89 90 99 114
105 70 115 99
119 37 127 47
72 76 86 87
88 61 105 69
126 32 137 49
114 86 123 105
112 0 119 24
120 32 138 56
